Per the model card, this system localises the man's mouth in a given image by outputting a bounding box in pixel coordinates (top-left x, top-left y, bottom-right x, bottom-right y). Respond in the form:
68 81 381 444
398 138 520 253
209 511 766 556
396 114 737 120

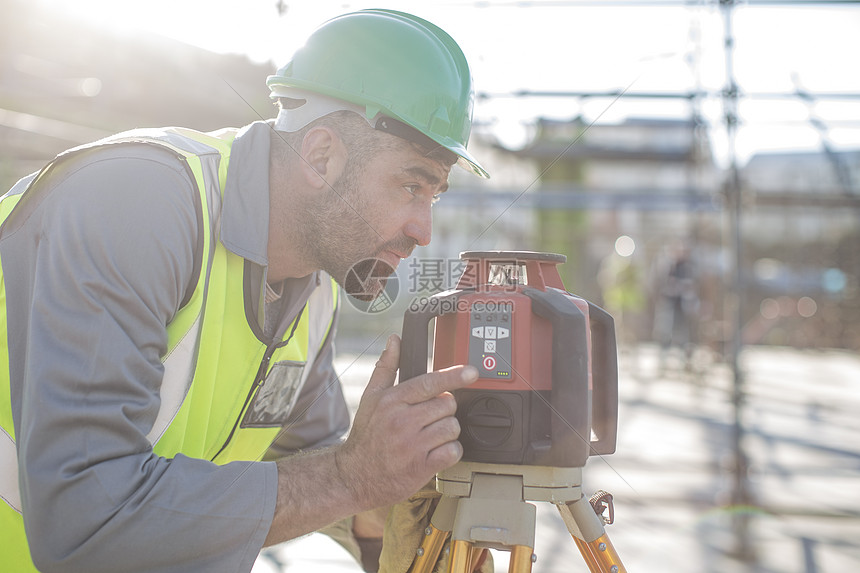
376 237 416 269
378 249 406 270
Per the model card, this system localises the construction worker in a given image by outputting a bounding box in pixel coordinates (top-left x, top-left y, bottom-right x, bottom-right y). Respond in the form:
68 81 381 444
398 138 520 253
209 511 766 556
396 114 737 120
0 9 488 573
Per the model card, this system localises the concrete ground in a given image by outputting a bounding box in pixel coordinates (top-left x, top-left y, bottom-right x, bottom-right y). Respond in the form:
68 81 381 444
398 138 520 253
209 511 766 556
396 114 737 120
254 344 860 573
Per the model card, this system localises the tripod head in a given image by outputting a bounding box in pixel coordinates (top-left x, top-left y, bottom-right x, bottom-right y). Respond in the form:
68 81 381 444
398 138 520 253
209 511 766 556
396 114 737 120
400 251 618 468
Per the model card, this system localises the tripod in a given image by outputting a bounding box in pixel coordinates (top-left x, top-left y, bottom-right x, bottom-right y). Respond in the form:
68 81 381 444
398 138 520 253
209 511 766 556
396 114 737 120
407 461 626 573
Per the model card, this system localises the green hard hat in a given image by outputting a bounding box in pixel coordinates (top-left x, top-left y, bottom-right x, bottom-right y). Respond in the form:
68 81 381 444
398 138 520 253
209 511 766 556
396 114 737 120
267 9 489 178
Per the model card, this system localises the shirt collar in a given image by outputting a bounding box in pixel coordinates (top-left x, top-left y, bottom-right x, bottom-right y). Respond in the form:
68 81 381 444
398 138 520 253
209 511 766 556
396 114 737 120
220 120 321 294
221 120 272 266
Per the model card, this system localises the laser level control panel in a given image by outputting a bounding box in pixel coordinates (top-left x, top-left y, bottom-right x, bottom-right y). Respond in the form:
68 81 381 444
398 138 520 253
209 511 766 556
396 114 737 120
468 304 512 379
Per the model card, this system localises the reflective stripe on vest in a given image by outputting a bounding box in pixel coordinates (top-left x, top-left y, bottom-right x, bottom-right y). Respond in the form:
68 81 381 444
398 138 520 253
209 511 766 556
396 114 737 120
0 427 18 512
0 175 32 512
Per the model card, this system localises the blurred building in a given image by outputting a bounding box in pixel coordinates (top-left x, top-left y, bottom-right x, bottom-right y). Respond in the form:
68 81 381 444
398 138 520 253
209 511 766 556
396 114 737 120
431 115 721 349
438 114 859 352
739 149 860 349
514 116 718 296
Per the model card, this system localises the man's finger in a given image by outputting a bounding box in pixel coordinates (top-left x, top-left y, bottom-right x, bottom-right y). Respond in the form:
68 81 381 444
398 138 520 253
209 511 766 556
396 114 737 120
419 414 461 447
398 365 478 405
425 440 463 473
364 334 401 394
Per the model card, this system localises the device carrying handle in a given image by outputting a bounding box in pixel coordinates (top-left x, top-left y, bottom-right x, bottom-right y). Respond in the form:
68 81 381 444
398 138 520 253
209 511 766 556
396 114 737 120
524 287 591 468
399 293 459 383
587 302 619 455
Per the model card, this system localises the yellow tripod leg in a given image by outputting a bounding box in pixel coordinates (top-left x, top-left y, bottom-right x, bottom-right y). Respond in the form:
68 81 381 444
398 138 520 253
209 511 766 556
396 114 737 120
508 545 535 573
573 534 625 572
408 523 449 573
559 494 627 573
573 536 600 570
447 539 474 573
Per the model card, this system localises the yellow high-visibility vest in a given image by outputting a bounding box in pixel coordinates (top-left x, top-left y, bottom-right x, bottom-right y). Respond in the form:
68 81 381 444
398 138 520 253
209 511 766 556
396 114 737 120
0 127 338 571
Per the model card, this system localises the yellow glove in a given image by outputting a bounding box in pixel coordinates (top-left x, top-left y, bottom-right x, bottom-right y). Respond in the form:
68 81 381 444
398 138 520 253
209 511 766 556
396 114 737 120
378 483 493 573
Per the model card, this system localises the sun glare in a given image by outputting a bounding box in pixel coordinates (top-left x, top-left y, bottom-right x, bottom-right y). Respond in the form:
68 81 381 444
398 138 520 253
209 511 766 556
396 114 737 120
29 0 860 157
35 0 330 64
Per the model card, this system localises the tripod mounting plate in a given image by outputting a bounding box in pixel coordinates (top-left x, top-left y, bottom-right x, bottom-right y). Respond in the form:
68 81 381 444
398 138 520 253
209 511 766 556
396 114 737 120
437 461 583 504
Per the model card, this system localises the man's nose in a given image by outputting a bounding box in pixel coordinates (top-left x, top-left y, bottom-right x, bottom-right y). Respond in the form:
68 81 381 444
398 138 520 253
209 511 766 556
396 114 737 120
403 202 432 247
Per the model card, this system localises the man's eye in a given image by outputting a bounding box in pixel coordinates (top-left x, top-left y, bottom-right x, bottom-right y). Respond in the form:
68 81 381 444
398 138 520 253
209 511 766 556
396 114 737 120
404 184 441 205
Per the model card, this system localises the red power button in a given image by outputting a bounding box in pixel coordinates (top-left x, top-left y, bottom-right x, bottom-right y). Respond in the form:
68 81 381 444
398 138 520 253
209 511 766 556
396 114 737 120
482 355 496 371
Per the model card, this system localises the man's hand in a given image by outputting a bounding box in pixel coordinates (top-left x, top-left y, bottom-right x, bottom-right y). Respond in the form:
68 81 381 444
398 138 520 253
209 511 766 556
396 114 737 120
264 334 476 547
335 334 478 510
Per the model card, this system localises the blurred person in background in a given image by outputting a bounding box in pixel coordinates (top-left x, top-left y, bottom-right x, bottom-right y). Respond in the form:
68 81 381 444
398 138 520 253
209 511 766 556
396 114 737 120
0 10 491 573
652 242 700 373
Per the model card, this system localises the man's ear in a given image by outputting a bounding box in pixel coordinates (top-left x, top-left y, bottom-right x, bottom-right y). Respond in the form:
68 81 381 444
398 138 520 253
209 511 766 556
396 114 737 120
299 126 348 189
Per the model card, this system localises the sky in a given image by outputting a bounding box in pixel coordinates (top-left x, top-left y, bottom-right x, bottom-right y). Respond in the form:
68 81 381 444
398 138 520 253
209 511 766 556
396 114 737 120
35 0 860 166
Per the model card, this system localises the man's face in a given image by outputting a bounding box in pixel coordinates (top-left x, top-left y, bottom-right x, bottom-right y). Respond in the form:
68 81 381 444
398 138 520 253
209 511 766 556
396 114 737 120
303 142 451 300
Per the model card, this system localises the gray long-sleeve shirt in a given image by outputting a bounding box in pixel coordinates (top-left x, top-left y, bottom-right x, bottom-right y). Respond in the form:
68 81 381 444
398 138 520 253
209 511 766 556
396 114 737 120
1 122 350 572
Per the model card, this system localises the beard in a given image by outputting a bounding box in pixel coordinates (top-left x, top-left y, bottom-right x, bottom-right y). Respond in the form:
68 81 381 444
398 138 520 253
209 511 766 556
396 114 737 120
343 257 396 302
296 162 415 301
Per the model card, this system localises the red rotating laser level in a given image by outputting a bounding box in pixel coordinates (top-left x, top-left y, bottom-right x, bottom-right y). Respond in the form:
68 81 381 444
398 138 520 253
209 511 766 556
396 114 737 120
400 252 628 573
400 251 618 468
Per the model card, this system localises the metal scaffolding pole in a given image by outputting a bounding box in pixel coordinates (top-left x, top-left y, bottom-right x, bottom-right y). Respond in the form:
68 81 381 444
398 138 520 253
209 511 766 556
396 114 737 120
720 0 755 562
